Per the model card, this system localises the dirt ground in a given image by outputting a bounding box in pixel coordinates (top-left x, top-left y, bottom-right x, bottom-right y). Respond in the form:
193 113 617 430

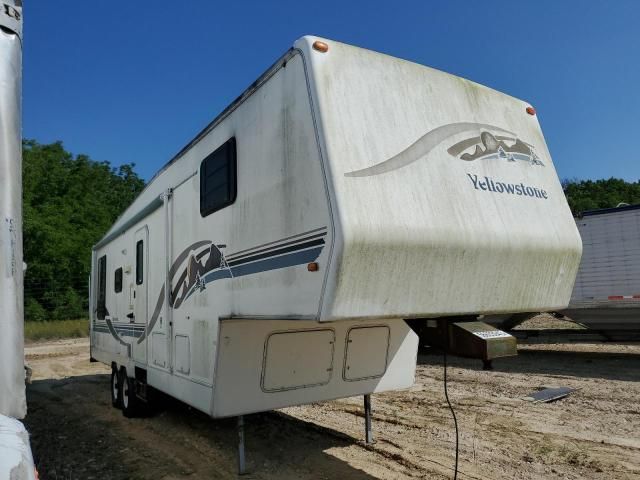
23 335 640 480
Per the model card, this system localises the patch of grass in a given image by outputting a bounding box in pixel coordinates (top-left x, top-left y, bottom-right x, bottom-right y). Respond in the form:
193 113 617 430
25 319 89 342
535 443 554 457
536 441 604 471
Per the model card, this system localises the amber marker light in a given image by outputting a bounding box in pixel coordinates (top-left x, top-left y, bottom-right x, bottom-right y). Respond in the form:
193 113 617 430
526 106 536 115
307 262 319 272
312 41 329 53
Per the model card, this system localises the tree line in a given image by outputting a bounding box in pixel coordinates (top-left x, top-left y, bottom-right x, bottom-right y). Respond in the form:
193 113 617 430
23 140 145 321
21 140 640 321
562 178 640 214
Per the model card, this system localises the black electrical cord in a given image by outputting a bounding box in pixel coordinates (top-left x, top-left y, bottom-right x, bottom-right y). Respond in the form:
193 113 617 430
443 324 459 480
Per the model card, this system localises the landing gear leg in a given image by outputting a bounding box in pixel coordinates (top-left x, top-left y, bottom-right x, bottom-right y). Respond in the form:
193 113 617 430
237 415 246 475
364 394 373 444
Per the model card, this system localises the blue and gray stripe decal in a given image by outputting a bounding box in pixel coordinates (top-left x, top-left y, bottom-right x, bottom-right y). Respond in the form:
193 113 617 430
94 321 145 339
93 227 327 341
183 227 327 303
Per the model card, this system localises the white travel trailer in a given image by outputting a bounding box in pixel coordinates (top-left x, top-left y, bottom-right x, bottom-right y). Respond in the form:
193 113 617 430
90 36 582 460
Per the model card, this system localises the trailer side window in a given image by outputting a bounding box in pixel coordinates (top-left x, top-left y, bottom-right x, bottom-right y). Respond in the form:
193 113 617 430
114 267 123 293
200 137 237 217
97 255 107 319
136 240 144 285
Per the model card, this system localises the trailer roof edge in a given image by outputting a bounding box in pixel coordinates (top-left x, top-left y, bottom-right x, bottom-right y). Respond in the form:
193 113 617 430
149 47 300 185
94 195 163 250
579 203 640 217
99 46 302 245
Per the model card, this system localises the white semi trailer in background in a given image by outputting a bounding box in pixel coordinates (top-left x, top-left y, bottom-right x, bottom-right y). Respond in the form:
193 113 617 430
0 2 37 479
90 36 582 470
561 204 640 337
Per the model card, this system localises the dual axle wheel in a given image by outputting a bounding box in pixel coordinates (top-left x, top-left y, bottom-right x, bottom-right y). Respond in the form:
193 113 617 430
110 365 141 417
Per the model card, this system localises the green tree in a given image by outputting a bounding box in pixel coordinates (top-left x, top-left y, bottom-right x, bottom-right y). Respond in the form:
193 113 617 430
23 140 145 321
562 177 640 216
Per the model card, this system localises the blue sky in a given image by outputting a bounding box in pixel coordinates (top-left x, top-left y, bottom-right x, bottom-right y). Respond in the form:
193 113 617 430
24 0 640 182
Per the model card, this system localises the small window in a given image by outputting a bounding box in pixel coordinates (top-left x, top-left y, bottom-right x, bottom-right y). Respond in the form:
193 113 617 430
200 137 237 217
97 255 107 319
114 267 123 293
136 240 144 285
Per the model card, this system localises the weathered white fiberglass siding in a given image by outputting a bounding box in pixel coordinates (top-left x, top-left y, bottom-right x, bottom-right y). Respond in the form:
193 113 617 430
300 36 582 320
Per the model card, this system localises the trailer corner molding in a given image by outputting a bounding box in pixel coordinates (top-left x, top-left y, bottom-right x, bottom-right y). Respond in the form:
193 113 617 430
345 122 544 178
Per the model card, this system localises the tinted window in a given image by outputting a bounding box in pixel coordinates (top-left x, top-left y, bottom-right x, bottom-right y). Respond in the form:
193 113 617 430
200 137 237 217
114 267 123 293
97 255 107 319
136 240 144 285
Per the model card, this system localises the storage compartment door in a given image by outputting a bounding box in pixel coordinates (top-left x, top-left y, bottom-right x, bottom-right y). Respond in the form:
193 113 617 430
261 329 335 392
343 326 390 381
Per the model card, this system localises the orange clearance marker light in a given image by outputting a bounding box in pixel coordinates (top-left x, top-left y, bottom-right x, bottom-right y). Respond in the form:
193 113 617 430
526 106 536 115
307 262 319 272
312 41 329 53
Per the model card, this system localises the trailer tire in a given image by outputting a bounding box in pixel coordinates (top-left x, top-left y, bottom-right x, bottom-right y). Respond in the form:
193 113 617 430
121 370 139 418
111 366 122 409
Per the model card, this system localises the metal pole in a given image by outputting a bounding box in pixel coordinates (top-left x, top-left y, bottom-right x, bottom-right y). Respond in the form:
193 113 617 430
162 189 173 372
237 415 246 475
364 394 373 444
0 0 24 420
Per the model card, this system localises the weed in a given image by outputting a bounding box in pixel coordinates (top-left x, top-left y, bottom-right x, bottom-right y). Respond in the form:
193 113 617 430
24 319 89 342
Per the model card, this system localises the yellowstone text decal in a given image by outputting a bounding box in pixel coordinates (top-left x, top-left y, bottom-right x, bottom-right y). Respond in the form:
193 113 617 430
467 174 548 199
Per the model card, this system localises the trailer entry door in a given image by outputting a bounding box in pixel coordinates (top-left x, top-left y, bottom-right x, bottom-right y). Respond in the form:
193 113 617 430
133 226 149 364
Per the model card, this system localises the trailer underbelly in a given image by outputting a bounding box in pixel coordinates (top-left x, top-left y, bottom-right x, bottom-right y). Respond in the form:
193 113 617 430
92 318 418 418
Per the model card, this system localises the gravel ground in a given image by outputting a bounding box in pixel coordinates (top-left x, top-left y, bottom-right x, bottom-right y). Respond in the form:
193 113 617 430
23 337 640 479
